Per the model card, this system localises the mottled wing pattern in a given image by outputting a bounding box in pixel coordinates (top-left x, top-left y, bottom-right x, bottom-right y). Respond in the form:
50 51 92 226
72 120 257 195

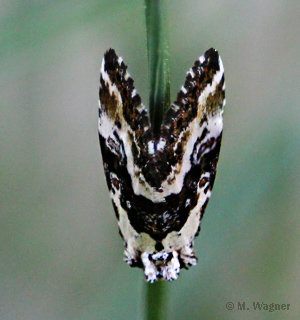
98 48 225 282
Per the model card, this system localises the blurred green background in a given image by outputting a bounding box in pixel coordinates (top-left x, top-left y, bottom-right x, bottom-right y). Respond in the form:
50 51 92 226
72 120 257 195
1 1 300 319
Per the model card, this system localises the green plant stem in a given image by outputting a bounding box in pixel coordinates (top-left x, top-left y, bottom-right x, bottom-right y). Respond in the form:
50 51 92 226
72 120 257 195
145 280 167 320
145 0 170 136
144 0 169 319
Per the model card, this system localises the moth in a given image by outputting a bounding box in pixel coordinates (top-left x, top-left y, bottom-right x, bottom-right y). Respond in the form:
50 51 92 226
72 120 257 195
98 48 225 282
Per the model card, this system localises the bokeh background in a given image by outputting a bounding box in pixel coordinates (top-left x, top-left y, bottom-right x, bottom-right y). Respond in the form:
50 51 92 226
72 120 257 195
1 1 300 319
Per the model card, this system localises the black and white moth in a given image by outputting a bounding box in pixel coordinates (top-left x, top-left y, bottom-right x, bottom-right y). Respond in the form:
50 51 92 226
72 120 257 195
98 48 225 282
